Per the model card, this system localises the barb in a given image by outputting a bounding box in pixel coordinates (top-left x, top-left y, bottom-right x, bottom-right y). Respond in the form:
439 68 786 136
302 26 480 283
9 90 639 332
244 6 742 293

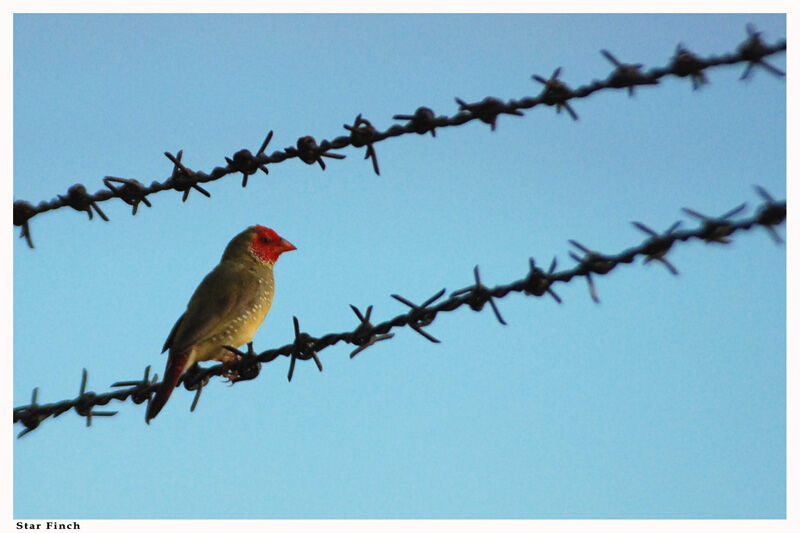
288 316 323 382
600 49 656 97
180 364 212 413
632 221 682 275
738 23 786 80
455 96 524 130
287 136 346 171
164 150 211 202
13 188 785 437
391 288 445 343
532 67 579 120
225 131 274 187
103 177 152 215
452 266 508 325
671 44 709 90
349 305 395 358
524 257 562 303
13 28 785 248
392 107 439 137
568 240 617 303
74 368 118 426
681 203 748 244
344 114 381 176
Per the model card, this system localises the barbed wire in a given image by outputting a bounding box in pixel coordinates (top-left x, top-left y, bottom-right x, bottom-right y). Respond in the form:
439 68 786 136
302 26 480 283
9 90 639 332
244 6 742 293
13 186 785 437
12 25 785 249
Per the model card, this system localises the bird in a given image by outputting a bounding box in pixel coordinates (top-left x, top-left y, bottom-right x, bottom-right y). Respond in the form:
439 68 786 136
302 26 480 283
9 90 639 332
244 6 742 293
145 225 296 423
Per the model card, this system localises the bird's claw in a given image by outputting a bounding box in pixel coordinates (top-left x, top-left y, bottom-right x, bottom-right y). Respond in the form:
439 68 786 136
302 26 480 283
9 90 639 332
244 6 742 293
221 343 262 383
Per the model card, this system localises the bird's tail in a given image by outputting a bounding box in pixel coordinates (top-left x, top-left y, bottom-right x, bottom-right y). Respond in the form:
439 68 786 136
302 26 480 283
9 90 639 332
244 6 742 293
146 350 190 424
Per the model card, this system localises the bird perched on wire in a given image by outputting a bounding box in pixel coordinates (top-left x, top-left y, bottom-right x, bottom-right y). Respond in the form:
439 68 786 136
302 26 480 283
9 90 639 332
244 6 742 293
146 225 296 423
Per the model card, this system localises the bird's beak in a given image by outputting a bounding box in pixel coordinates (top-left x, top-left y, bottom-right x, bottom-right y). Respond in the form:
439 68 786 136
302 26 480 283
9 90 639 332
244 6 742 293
280 238 297 253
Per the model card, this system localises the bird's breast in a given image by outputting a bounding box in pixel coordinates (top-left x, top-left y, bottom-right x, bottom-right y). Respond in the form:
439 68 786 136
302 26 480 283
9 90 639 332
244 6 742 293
194 275 275 363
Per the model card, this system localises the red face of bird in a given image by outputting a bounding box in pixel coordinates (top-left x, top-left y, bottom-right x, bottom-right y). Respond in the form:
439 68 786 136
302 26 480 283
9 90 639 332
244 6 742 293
250 225 297 263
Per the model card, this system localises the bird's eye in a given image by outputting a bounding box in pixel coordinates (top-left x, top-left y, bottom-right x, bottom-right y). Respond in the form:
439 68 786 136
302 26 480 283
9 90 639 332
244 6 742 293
261 237 272 244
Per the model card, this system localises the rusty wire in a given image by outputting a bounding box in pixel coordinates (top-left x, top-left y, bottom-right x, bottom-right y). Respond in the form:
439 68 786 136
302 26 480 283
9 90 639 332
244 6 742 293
13 187 785 437
12 27 785 248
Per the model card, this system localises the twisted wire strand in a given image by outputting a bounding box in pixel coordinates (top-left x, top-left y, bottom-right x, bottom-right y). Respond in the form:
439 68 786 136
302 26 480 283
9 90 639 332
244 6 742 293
12 28 786 248
13 188 786 437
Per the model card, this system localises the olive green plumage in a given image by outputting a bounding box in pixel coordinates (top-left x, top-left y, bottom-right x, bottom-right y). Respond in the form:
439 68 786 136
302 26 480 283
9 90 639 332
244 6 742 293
146 225 295 423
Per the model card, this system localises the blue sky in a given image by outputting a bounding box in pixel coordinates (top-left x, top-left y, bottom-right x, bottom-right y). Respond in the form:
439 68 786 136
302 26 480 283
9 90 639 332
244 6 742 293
12 13 786 520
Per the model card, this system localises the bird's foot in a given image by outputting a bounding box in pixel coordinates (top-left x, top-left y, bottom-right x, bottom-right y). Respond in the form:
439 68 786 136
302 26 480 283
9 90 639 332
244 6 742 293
221 342 262 383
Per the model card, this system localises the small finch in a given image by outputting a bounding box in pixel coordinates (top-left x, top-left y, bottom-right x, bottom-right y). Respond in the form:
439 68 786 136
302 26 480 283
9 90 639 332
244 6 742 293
146 225 296 423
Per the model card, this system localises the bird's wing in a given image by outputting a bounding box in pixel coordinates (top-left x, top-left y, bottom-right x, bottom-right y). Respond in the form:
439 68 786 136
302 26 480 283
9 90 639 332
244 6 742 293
164 261 261 355
162 313 185 353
